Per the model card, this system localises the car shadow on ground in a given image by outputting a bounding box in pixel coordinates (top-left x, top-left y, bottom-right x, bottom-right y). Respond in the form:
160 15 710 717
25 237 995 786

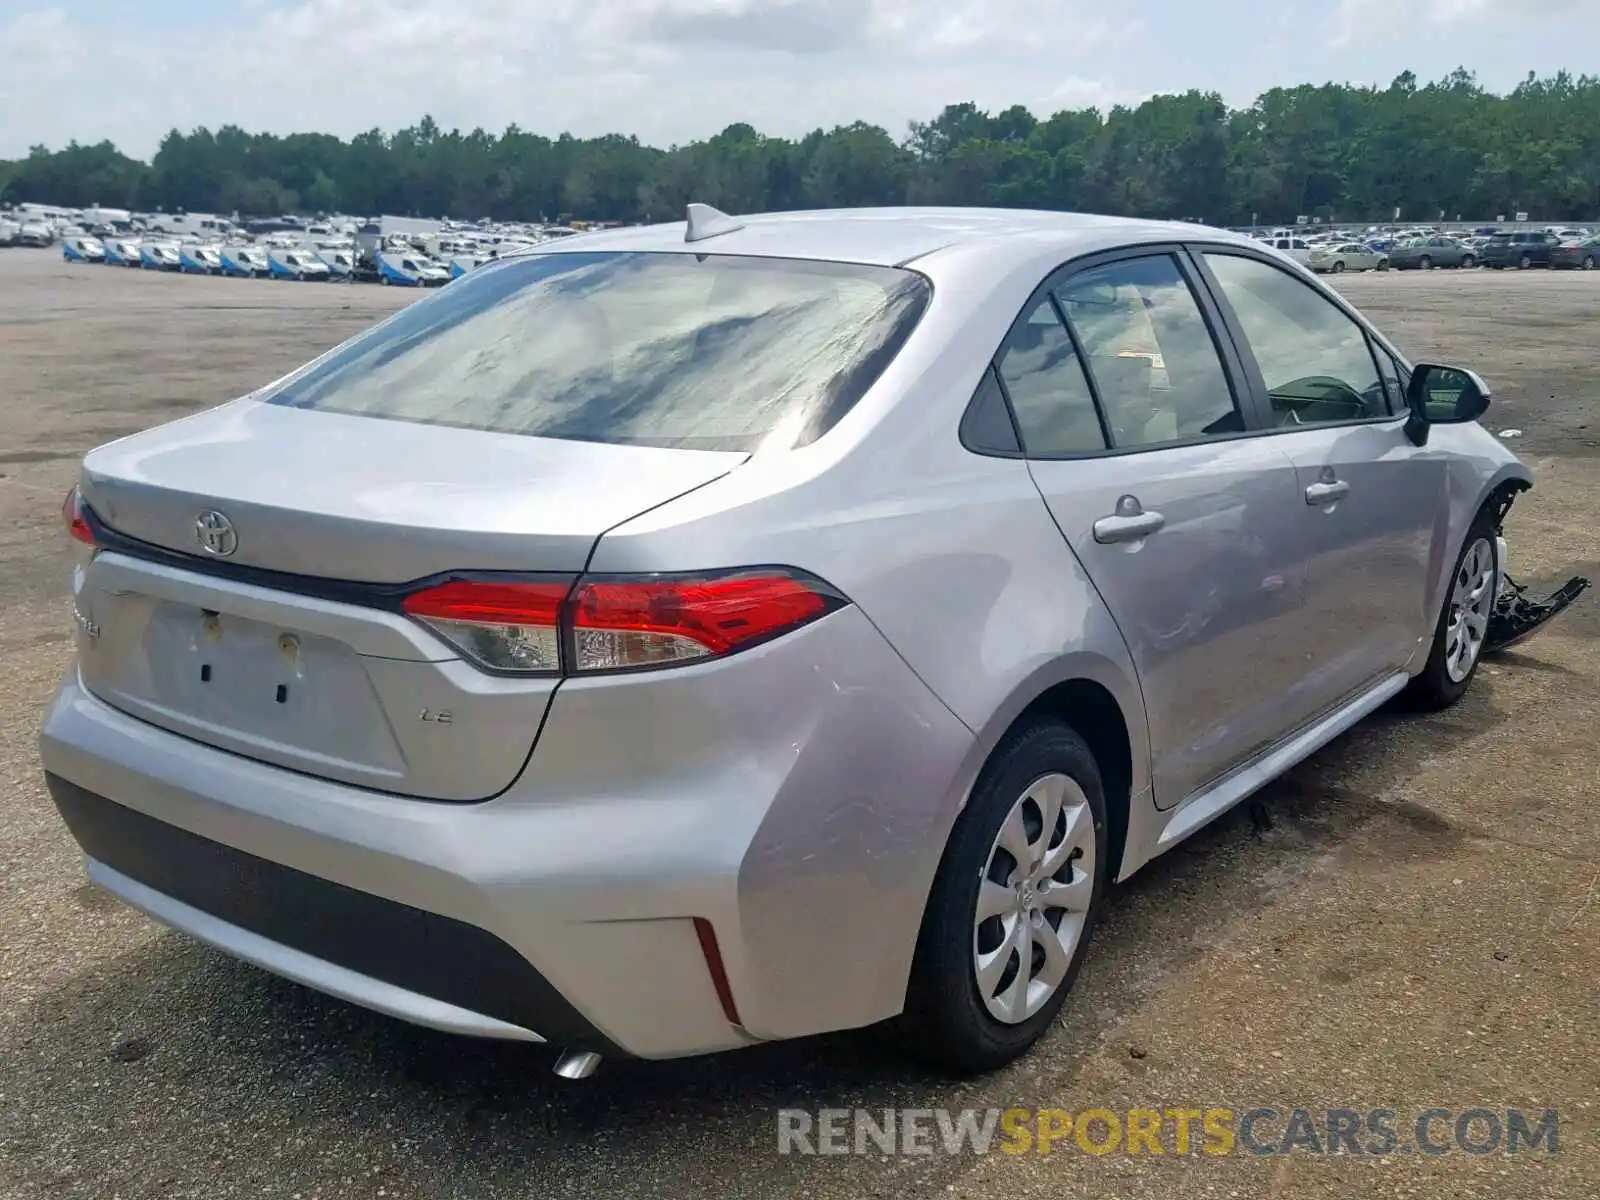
0 691 1503 1197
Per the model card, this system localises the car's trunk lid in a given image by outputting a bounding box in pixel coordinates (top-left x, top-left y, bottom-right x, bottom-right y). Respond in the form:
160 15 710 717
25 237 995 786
80 399 744 580
73 400 743 799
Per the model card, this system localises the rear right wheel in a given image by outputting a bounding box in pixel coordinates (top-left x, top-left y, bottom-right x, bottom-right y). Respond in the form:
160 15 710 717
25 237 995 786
892 718 1108 1074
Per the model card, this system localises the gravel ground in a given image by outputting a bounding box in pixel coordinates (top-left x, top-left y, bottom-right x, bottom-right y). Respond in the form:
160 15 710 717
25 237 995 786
0 251 1595 1199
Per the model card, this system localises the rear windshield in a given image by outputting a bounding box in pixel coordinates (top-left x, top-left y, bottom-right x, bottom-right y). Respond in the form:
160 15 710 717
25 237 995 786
265 251 931 452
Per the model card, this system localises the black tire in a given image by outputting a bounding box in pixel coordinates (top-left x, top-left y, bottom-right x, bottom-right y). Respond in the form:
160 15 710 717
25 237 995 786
1419 255 1433 270
1401 516 1499 712
1518 254 1531 269
1332 260 1345 273
1584 255 1595 271
892 718 1109 1074
1462 254 1476 268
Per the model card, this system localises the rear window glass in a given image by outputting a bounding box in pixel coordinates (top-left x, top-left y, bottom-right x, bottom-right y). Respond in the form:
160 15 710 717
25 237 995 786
266 251 932 452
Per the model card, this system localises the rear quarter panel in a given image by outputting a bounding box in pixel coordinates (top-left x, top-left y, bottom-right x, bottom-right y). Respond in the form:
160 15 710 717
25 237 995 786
583 240 1154 1021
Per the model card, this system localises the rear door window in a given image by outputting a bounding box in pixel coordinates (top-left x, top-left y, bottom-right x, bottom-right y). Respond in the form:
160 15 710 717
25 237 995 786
267 251 931 452
1054 254 1241 448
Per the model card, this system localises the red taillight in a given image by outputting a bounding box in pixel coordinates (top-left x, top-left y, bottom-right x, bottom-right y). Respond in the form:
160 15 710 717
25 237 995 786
399 570 844 675
62 487 96 547
571 572 835 670
402 578 570 674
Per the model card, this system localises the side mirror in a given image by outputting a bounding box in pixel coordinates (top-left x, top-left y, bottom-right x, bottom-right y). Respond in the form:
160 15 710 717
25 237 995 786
1404 363 1491 447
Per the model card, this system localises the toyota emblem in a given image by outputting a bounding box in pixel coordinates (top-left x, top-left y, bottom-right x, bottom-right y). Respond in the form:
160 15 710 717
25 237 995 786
194 510 238 557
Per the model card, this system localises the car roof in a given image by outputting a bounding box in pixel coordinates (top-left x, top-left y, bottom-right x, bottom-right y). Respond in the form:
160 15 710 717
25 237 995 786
516 206 1262 268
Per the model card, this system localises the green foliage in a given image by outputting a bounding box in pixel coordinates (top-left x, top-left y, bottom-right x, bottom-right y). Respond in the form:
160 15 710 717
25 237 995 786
4 71 1598 222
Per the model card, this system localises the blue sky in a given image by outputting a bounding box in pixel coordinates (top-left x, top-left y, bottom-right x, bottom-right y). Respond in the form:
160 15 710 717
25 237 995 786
2 0 1597 159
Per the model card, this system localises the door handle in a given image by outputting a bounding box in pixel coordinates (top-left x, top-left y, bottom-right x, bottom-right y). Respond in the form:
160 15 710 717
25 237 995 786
1093 496 1166 544
1305 480 1350 506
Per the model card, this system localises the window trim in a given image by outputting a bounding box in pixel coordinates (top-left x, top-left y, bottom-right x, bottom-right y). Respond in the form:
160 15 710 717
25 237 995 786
957 363 1026 458
986 290 1108 456
976 242 1258 462
1185 243 1410 437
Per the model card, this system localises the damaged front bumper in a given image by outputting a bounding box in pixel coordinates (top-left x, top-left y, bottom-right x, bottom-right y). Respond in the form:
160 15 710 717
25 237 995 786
1487 565 1590 653
1484 483 1591 653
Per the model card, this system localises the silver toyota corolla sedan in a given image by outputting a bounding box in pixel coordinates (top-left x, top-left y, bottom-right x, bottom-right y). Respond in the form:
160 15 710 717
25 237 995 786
42 205 1536 1078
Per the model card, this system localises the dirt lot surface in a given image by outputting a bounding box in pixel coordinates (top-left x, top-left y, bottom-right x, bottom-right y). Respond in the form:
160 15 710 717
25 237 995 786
0 252 1595 1199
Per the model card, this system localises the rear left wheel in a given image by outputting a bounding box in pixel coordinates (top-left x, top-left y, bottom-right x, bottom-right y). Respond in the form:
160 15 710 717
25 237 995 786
893 718 1107 1074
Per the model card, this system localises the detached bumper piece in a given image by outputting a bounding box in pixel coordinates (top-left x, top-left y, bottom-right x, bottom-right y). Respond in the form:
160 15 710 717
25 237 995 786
1485 574 1590 654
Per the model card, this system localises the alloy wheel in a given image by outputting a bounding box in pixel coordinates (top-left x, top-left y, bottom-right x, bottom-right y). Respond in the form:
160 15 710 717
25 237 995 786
972 773 1096 1025
1445 537 1496 683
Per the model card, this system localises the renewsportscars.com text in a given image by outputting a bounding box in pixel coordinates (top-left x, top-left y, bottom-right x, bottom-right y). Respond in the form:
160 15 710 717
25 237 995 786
776 1106 1559 1158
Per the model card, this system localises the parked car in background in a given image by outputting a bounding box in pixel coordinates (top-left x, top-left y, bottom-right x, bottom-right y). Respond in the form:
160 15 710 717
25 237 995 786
220 246 270 278
180 245 224 275
1386 236 1476 270
1307 242 1387 273
104 238 142 267
1549 237 1599 270
318 249 355 279
138 242 182 271
268 248 332 281
62 236 107 263
42 205 1554 1080
1263 235 1313 265
1482 230 1562 269
377 252 452 286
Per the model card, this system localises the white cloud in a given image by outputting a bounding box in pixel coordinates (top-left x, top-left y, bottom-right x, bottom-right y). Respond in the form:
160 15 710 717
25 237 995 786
1325 0 1600 47
1049 76 1151 111
0 0 1145 158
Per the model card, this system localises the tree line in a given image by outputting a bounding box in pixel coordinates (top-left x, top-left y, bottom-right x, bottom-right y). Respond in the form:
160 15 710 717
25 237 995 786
4 69 1598 227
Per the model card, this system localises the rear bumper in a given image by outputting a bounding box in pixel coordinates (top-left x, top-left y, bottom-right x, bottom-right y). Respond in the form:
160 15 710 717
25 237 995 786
48 773 599 1047
40 603 976 1058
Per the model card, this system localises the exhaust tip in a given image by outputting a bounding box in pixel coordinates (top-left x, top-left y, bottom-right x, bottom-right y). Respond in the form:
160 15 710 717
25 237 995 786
553 1050 602 1080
